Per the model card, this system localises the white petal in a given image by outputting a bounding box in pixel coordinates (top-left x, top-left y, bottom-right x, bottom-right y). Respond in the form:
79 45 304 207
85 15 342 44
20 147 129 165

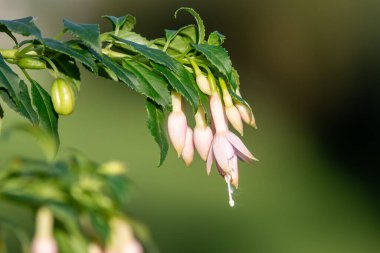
212 134 235 173
226 131 257 162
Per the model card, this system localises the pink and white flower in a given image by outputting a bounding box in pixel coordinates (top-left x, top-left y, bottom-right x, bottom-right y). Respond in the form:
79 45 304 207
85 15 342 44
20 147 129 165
167 92 187 156
207 92 258 206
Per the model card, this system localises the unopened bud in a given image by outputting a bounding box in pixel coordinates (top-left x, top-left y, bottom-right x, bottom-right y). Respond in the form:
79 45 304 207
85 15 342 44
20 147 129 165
168 92 188 156
249 111 257 129
32 207 57 253
194 107 213 161
99 161 127 175
235 102 252 125
88 243 103 253
225 105 244 135
181 127 194 166
196 74 212 95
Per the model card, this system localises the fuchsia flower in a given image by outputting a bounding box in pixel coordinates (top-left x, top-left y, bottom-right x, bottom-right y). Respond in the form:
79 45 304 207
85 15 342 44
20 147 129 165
193 107 213 161
207 92 258 206
167 92 187 156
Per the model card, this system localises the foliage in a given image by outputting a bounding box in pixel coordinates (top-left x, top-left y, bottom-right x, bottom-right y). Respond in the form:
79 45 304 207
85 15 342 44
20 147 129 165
0 8 246 166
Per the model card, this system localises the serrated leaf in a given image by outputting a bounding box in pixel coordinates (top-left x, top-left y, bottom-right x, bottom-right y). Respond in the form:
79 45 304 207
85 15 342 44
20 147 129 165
179 25 197 44
51 54 80 82
112 36 183 72
44 38 97 73
103 14 136 32
0 55 38 124
146 99 168 167
31 81 59 149
161 25 194 54
63 19 101 53
175 7 205 44
192 44 238 89
208 31 225 46
0 17 42 42
122 60 171 108
111 36 200 111
152 63 199 110
91 50 140 91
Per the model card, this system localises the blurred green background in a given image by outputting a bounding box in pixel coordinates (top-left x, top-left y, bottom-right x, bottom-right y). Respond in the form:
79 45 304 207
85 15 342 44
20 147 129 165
1 0 379 252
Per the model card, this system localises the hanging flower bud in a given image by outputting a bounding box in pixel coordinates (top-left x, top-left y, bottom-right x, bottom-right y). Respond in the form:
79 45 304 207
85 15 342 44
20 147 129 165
31 207 58 253
181 127 194 166
106 218 144 253
191 60 212 95
235 89 257 129
167 92 187 156
193 107 213 161
219 79 243 135
88 243 103 253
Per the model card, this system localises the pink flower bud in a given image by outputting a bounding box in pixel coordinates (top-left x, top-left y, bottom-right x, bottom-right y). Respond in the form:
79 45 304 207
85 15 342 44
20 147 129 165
168 92 187 156
196 74 212 95
32 236 58 253
88 243 103 253
32 207 57 253
193 126 213 161
181 127 194 166
193 107 213 161
249 111 257 129
225 105 244 135
235 102 251 125
122 240 144 253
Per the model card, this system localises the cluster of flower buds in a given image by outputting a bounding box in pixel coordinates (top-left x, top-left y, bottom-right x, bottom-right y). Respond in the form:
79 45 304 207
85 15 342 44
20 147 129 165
167 63 258 207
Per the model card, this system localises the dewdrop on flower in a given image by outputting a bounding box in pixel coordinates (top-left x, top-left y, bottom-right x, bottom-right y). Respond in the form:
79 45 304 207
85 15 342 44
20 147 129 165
168 92 188 156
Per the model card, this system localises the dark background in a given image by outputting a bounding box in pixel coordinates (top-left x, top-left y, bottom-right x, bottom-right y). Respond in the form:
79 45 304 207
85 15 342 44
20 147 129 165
1 0 379 252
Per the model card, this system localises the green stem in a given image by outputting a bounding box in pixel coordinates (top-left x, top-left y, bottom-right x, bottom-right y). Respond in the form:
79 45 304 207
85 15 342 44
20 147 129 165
21 69 33 83
53 28 68 40
40 56 59 78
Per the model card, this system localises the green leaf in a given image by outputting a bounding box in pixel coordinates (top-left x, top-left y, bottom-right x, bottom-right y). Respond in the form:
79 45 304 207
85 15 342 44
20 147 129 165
175 7 205 44
146 99 168 167
0 102 3 134
0 55 38 124
122 60 171 108
208 31 225 46
179 25 197 44
91 50 140 91
102 14 136 32
52 54 81 82
161 25 195 54
152 63 199 110
192 44 238 89
31 80 59 148
0 17 42 42
112 36 182 72
44 38 97 73
63 19 101 53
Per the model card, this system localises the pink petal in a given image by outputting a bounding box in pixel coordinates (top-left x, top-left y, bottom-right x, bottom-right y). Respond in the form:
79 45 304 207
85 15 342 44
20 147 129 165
206 142 214 175
168 111 187 156
212 134 235 173
194 126 213 161
226 131 258 162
